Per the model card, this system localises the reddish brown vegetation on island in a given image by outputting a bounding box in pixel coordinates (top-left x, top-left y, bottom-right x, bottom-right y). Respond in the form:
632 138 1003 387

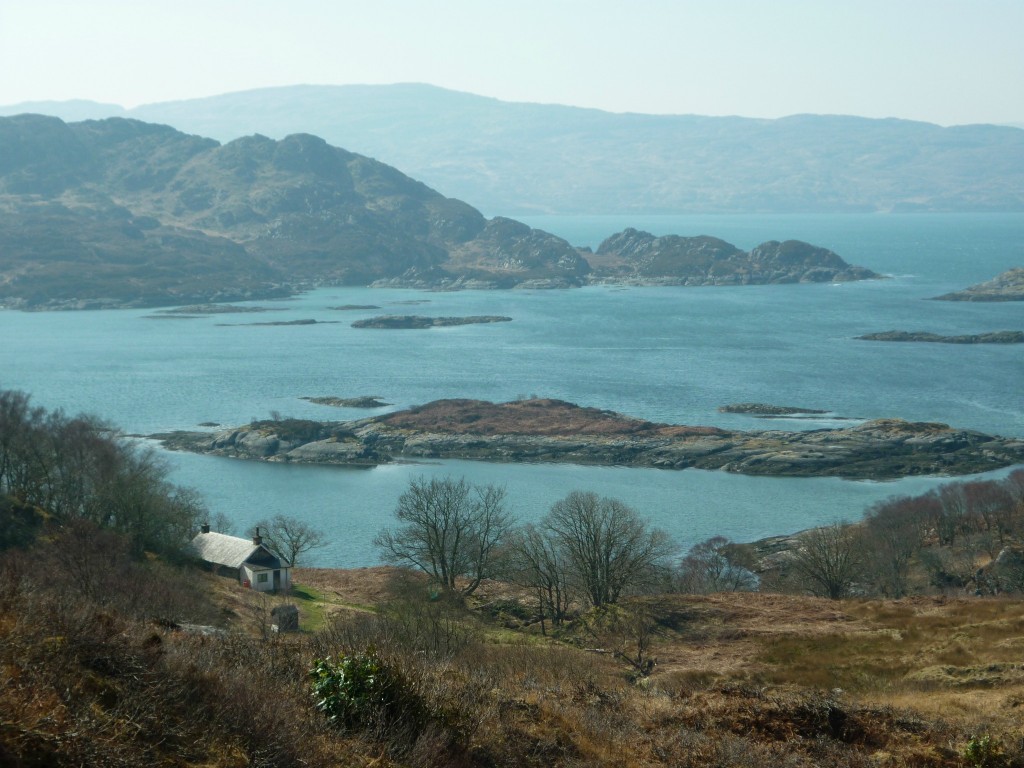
377 398 728 438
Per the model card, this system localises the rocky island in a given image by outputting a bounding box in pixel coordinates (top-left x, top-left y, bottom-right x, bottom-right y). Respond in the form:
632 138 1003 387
153 398 1024 480
719 403 829 416
857 330 1024 344
351 315 512 329
585 230 879 285
301 395 390 408
932 268 1024 301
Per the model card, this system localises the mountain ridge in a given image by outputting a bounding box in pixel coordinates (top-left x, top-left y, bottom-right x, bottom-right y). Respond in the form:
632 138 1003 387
3 83 1020 214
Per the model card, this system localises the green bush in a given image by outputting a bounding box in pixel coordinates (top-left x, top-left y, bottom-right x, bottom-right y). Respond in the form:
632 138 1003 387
310 650 420 731
963 734 1008 768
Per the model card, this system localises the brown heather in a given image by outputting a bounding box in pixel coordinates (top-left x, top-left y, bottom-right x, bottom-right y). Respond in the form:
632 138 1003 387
3 531 1024 767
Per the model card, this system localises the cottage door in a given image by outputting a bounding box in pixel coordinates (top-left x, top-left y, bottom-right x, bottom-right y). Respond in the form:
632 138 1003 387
273 569 281 590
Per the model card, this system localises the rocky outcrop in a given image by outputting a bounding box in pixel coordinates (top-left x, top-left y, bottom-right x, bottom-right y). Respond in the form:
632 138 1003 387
153 398 1024 480
588 229 878 285
857 330 1024 343
932 268 1024 301
156 419 384 465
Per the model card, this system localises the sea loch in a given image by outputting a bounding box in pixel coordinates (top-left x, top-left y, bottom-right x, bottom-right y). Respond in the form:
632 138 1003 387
2 213 1021 565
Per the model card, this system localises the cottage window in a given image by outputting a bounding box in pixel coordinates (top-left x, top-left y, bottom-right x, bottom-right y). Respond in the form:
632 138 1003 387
257 573 269 583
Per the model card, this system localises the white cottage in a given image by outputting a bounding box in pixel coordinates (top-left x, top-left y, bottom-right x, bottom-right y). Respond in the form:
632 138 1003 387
187 525 292 592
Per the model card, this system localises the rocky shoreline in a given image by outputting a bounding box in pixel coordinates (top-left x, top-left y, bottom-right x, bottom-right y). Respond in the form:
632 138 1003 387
932 268 1024 301
152 398 1024 481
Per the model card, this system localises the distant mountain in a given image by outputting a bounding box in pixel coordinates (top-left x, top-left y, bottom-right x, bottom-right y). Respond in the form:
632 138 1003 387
3 84 1021 214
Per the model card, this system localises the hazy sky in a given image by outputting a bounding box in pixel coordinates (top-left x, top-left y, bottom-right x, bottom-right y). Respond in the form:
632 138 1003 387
1 0 1021 125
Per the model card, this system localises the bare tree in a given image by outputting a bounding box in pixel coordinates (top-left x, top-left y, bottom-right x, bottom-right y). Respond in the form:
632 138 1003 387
543 491 674 607
861 497 926 598
934 483 969 545
252 514 326 567
675 535 758 594
964 481 1016 544
509 523 574 631
788 522 863 599
374 476 512 596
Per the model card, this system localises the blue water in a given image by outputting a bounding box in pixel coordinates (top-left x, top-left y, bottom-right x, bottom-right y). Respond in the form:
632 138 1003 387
2 214 1021 566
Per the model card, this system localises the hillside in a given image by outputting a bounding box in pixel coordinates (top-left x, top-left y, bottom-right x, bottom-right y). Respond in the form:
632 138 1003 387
0 114 877 308
4 83 1021 214
5 535 1024 767
0 114 587 307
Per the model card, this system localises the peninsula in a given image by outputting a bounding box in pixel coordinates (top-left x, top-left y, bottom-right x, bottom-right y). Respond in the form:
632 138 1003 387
932 268 1024 301
153 398 1024 480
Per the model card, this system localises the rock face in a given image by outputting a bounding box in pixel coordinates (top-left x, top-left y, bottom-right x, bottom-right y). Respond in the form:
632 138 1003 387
932 268 1024 301
857 330 1024 343
154 398 1024 480
588 229 878 285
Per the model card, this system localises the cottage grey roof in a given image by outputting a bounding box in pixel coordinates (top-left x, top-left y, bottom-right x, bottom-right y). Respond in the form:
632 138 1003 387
186 531 289 570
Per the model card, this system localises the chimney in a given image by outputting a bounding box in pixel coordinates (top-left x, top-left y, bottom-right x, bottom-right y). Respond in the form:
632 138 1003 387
253 527 262 546
200 523 210 534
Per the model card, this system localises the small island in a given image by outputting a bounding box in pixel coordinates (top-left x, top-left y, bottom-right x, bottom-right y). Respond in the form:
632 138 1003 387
153 397 1024 480
329 304 381 311
857 330 1024 344
719 403 829 417
302 395 391 408
156 304 286 314
932 268 1024 301
351 315 512 329
217 318 339 327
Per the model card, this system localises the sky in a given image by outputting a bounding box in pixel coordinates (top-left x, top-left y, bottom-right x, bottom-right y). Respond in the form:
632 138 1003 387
1 0 1022 126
